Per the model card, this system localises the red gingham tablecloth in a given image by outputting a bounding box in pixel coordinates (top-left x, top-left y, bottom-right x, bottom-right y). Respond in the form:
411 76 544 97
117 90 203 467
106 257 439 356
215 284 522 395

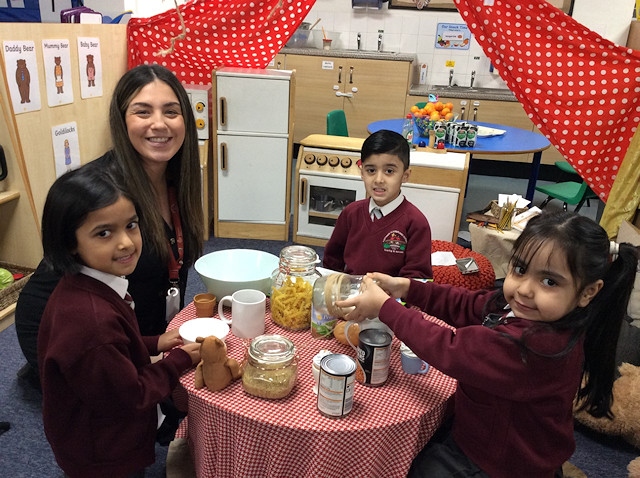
169 301 457 478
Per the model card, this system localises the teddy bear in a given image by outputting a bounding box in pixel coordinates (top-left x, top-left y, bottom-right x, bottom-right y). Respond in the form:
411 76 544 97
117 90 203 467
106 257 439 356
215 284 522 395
573 362 640 477
15 59 30 103
194 335 241 391
86 54 95 87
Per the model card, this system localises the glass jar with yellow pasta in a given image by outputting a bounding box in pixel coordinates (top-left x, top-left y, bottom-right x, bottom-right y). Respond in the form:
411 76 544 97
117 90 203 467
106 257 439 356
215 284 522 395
270 245 320 330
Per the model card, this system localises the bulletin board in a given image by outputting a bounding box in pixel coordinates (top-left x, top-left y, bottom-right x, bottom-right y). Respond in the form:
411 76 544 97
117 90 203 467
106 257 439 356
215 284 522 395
0 22 127 266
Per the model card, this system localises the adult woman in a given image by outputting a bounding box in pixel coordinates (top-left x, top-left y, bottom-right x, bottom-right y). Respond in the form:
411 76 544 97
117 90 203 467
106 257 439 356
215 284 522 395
16 64 204 387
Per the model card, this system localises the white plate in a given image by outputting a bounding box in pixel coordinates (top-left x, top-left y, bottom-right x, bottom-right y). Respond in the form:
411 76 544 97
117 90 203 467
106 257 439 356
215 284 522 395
476 126 506 138
179 318 230 344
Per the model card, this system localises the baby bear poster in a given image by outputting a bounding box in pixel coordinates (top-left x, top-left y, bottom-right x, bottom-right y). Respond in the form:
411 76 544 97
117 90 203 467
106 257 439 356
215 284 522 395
76 37 102 99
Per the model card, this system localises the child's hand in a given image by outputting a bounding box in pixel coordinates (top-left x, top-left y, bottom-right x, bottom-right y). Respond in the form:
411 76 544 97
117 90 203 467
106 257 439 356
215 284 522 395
158 328 183 352
368 273 411 299
336 276 390 322
180 343 202 365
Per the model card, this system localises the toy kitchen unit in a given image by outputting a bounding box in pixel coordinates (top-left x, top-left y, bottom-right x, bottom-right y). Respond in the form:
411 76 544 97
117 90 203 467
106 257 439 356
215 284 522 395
293 134 470 247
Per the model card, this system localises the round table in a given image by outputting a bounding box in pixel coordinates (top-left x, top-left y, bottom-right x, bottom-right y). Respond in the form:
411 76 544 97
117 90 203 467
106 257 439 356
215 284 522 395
368 119 551 201
169 301 457 478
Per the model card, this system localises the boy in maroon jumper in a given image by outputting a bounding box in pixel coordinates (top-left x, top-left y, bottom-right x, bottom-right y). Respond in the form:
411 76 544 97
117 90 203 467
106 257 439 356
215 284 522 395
323 129 433 279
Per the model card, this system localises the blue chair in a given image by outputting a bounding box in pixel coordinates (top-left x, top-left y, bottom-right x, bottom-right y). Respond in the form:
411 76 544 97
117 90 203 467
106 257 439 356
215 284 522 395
327 110 349 137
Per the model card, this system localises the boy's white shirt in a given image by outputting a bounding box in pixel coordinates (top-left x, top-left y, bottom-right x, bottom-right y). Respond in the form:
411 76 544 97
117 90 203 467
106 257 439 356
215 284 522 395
369 194 405 218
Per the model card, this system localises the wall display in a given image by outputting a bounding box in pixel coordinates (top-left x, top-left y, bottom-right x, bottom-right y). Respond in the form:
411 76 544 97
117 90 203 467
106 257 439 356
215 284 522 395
76 37 102 98
51 121 80 178
389 0 457 10
2 39 42 114
42 39 74 107
435 23 471 50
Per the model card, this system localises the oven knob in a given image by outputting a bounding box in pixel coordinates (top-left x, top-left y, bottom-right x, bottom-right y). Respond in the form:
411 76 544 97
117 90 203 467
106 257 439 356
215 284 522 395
304 153 315 165
328 155 340 167
316 155 328 166
341 157 353 169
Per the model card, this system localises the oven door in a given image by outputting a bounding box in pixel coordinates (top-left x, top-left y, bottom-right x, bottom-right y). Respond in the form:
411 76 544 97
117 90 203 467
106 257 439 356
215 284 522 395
297 170 366 241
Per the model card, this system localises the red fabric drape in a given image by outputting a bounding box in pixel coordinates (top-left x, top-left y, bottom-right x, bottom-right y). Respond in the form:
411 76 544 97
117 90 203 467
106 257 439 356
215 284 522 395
454 0 640 202
127 0 316 85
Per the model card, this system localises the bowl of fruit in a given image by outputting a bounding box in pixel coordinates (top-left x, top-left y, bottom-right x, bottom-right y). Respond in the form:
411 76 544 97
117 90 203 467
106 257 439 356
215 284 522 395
411 101 456 137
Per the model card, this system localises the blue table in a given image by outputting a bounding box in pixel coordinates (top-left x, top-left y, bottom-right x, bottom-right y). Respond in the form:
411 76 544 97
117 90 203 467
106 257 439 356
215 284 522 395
368 119 551 201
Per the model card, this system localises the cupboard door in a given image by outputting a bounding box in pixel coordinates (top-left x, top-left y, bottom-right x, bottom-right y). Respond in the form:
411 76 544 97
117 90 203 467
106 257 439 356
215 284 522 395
285 55 345 142
345 59 410 138
217 135 288 223
216 75 290 134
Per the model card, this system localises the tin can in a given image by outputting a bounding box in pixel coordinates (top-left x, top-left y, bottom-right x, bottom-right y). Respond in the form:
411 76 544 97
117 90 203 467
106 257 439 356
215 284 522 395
355 328 392 386
317 353 356 418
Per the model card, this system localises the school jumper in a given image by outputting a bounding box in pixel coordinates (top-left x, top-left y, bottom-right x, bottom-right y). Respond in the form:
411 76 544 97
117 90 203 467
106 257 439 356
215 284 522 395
15 151 189 375
323 198 433 278
379 281 582 478
38 271 193 478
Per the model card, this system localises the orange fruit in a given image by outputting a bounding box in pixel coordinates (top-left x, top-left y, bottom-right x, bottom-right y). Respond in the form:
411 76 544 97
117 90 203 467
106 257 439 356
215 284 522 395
441 107 451 116
410 105 419 114
445 102 454 110
430 111 441 120
445 112 454 120
434 101 444 111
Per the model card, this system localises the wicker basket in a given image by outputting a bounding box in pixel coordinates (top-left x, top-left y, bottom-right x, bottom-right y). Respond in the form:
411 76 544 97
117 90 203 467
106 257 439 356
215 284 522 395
0 262 35 310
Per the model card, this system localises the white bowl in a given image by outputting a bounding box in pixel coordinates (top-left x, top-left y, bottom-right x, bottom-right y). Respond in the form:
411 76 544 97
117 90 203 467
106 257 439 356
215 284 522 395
194 249 279 299
179 318 230 344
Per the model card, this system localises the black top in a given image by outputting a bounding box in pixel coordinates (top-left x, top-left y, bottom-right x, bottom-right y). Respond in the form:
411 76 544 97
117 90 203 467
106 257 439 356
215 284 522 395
14 151 189 370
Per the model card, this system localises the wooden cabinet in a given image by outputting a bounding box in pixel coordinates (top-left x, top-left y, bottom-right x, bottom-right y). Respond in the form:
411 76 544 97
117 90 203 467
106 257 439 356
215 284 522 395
285 54 411 142
266 54 286 70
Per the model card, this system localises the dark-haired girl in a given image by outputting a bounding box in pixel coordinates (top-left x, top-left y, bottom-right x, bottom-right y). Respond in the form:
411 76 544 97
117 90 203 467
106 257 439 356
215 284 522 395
338 210 638 478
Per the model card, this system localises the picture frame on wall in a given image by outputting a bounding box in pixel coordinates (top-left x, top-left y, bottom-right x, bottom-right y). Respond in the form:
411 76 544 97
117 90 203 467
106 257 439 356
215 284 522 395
388 0 457 10
388 0 574 14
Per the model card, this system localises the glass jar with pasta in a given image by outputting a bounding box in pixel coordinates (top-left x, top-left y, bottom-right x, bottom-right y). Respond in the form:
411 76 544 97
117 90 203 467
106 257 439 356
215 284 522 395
270 245 321 330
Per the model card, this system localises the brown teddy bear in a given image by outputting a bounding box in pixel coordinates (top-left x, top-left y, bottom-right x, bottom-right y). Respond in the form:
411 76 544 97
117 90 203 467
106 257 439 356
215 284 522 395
194 335 241 391
574 362 640 477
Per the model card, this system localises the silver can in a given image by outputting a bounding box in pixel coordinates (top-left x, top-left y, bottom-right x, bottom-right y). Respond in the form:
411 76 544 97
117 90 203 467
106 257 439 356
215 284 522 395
317 353 356 418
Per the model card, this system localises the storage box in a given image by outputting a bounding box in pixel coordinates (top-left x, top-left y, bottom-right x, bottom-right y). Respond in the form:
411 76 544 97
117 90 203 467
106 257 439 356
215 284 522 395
0 262 35 310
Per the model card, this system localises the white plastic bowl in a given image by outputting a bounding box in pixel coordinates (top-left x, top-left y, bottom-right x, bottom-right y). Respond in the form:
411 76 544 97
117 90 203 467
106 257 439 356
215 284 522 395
194 249 279 299
179 318 230 344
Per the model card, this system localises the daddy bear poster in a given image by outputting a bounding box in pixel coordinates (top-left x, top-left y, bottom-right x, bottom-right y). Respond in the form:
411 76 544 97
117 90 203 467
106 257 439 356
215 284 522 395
3 40 42 114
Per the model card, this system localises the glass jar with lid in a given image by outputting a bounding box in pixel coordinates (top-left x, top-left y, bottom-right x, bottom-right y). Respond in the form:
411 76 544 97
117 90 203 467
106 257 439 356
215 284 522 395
242 334 298 400
271 245 321 330
312 273 365 318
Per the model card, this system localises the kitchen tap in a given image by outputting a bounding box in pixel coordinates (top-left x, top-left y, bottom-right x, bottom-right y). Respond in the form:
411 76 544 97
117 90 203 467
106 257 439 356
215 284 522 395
470 70 476 89
377 32 383 52
448 69 454 87
357 33 362 51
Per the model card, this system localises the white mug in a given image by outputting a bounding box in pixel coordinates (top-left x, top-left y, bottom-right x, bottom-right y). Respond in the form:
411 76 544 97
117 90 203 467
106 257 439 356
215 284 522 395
218 289 266 339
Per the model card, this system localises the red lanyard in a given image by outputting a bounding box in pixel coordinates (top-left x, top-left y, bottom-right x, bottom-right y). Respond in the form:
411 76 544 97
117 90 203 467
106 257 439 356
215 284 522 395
168 187 184 283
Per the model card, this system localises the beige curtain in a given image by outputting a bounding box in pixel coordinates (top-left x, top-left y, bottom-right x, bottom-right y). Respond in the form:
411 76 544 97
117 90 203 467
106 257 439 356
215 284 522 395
600 126 640 239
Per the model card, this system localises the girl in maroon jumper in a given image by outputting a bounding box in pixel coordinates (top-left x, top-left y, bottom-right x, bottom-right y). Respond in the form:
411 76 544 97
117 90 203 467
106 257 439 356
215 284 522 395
38 165 200 478
338 211 638 478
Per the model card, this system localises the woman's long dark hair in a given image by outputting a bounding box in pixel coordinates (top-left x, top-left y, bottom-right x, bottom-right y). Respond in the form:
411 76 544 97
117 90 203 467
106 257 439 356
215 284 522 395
486 211 638 418
108 64 203 267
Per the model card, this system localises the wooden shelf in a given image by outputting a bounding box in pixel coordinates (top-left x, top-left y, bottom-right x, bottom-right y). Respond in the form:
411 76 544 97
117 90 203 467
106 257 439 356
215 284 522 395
0 190 20 206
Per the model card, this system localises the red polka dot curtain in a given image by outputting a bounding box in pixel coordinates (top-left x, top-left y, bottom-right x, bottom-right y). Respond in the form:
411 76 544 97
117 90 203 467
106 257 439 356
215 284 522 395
127 0 316 86
454 0 640 202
